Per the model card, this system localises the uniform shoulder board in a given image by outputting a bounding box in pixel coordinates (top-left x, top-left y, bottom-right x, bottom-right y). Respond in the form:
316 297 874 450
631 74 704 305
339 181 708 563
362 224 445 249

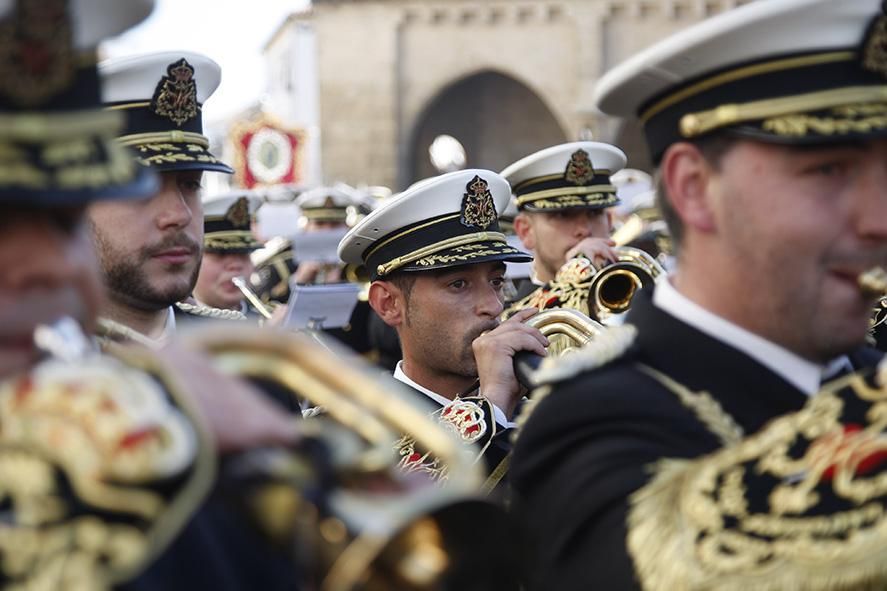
514 324 637 439
175 301 247 321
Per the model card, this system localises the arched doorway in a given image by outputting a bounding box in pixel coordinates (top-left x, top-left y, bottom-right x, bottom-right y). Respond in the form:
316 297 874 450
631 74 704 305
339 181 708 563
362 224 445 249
405 71 567 188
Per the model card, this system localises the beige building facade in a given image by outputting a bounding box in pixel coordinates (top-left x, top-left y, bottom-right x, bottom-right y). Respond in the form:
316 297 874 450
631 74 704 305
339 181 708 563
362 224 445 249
276 0 752 189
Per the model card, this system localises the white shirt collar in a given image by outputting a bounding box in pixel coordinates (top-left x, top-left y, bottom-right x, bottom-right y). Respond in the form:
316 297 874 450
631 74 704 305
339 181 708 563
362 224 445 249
392 361 516 428
393 361 453 407
652 279 835 396
154 306 176 345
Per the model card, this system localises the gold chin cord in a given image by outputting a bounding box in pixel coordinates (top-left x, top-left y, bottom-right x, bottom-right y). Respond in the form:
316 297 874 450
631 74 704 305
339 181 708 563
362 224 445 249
180 325 517 591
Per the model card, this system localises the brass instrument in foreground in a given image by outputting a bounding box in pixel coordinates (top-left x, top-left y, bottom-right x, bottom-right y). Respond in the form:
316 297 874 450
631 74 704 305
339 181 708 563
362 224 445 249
181 325 517 591
505 246 665 324
514 309 606 389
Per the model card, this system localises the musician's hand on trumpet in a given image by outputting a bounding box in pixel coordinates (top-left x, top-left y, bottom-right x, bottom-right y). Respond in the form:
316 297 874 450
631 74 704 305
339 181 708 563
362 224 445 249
472 308 549 420
565 236 619 268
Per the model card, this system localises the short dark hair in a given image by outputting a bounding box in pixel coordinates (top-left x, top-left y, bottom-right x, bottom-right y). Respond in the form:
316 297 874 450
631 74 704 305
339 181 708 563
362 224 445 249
655 133 737 253
385 270 417 305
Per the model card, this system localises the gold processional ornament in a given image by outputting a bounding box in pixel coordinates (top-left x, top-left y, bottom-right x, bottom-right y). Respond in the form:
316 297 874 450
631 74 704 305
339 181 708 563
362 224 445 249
180 324 517 591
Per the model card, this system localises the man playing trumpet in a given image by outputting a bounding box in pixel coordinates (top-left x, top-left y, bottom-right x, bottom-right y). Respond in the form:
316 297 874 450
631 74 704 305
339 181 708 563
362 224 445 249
503 141 627 300
193 191 264 315
510 0 887 589
339 170 547 492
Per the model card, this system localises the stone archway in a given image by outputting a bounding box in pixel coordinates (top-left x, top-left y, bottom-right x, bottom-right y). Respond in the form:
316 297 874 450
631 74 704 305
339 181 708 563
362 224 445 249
406 70 568 187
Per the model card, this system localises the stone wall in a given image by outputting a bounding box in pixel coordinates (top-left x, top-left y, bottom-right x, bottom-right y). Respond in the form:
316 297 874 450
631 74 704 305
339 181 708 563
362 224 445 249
307 0 752 188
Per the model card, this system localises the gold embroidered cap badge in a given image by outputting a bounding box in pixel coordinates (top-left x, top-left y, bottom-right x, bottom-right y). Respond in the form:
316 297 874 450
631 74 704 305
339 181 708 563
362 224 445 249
151 58 199 127
0 0 76 106
564 149 595 185
460 175 497 229
863 2 887 79
225 197 250 229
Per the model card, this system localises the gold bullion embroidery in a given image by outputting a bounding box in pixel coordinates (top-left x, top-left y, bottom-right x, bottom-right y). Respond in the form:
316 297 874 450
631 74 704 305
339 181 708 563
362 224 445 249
504 256 596 319
636 363 744 447
564 149 595 185
0 0 76 105
870 296 887 340
439 398 488 444
862 4 887 79
0 352 213 588
762 110 887 137
204 232 260 252
394 435 448 482
460 175 497 229
413 243 510 268
225 196 251 228
525 193 615 210
150 58 199 127
627 371 887 591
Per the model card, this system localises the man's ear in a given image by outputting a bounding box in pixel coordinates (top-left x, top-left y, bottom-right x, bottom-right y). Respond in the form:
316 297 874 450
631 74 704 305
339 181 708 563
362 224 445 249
368 280 404 328
660 142 717 234
514 213 535 250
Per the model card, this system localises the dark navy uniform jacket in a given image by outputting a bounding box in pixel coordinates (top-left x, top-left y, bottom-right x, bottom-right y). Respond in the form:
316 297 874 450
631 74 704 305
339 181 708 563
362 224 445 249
510 289 882 590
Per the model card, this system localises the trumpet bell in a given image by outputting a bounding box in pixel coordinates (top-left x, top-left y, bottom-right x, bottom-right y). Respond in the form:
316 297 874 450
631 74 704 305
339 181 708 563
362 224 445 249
524 308 605 357
504 246 665 325
590 248 663 322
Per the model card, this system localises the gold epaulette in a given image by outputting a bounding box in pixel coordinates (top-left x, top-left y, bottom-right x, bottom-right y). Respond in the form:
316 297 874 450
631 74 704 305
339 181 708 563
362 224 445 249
175 301 247 321
627 364 887 590
0 350 214 588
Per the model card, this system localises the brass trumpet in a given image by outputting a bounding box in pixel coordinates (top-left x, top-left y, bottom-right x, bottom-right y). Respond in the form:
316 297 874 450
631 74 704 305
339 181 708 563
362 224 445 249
181 325 518 591
505 246 665 325
514 309 606 389
590 247 664 323
233 276 275 320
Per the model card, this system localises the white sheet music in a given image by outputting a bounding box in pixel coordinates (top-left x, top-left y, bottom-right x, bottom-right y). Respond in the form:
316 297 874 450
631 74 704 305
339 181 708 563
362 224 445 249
283 282 361 330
